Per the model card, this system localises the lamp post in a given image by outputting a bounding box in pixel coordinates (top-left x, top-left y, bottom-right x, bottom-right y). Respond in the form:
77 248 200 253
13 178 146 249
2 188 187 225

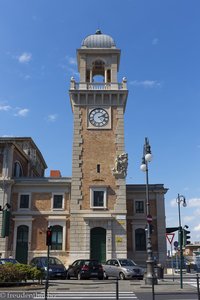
176 194 186 289
140 137 157 285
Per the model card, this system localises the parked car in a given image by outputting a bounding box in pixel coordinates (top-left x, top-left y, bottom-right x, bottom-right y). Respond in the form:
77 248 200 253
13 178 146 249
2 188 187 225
30 256 67 279
103 258 144 280
67 259 104 280
0 258 19 264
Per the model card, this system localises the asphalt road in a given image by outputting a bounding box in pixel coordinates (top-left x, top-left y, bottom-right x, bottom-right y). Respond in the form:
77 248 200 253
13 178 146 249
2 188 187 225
0 290 199 300
0 290 138 299
136 291 199 300
0 274 199 300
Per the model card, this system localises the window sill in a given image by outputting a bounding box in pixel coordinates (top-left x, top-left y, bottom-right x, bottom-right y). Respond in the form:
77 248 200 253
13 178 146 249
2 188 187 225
90 207 108 210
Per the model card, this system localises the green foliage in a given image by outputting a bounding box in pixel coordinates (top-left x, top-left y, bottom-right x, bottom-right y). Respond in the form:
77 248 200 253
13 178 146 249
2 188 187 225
0 263 43 283
0 264 22 282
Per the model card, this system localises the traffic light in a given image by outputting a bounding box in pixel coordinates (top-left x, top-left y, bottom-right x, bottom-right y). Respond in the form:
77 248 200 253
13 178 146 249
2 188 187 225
183 228 191 247
178 228 183 248
166 227 179 233
1 209 10 238
46 227 52 246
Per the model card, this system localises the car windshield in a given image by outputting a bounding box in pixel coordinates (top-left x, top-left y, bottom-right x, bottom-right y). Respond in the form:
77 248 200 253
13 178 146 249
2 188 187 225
83 260 99 267
119 259 136 266
42 257 63 266
0 259 18 264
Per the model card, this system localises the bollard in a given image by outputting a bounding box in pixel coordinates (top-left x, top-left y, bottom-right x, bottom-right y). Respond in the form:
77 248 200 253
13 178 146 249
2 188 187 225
197 274 200 300
116 277 119 300
152 274 155 300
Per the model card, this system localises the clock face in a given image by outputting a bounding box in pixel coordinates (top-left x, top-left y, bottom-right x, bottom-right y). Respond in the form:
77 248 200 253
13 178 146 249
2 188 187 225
89 108 109 127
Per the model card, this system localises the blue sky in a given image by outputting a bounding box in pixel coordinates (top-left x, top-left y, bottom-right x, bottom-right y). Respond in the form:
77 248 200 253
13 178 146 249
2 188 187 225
0 0 200 244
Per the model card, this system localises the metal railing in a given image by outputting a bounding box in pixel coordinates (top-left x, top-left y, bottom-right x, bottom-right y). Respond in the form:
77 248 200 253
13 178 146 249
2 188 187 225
73 82 124 90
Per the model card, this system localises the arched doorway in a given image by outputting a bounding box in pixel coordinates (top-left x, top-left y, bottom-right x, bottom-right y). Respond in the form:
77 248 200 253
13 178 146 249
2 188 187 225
90 227 106 263
15 225 28 263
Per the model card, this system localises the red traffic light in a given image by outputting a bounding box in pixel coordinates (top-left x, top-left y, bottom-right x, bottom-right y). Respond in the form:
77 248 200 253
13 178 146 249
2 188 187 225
46 227 52 246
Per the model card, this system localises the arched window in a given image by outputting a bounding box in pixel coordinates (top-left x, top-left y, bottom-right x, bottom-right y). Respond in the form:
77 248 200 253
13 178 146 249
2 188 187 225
135 228 146 251
91 59 105 82
51 225 63 250
13 161 23 177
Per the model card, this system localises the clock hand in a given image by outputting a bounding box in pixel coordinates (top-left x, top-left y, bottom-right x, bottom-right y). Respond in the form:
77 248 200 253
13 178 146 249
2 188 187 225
98 113 107 121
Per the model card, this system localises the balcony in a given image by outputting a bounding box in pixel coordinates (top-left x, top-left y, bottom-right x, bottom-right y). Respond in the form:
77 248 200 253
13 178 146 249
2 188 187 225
70 78 127 91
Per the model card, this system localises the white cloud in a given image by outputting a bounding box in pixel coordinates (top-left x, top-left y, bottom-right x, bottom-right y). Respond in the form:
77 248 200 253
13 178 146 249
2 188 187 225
130 80 161 88
194 208 200 216
15 108 29 117
0 104 11 111
170 198 177 207
18 52 32 64
194 224 200 231
152 38 159 45
183 215 195 223
47 114 57 122
187 198 200 208
66 55 77 65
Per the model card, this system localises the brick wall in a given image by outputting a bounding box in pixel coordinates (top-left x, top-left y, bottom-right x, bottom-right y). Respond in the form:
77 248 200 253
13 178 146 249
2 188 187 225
81 107 118 210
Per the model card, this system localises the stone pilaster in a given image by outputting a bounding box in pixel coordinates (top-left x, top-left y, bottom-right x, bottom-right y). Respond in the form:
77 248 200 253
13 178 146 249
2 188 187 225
156 193 167 265
70 106 83 210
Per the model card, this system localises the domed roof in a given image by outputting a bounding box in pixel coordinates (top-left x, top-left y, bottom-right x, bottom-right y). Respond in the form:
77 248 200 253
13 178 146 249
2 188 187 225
81 30 116 48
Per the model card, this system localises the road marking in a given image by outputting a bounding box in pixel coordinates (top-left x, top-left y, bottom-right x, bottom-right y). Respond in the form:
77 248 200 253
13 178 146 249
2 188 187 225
34 291 138 299
183 280 197 287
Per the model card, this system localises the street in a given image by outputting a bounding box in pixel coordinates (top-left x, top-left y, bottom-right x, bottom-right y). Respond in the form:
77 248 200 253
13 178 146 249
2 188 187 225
0 291 138 299
0 275 199 300
0 290 199 300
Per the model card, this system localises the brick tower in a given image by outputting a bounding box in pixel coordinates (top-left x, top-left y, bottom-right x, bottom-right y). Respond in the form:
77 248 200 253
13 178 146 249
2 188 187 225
69 30 128 262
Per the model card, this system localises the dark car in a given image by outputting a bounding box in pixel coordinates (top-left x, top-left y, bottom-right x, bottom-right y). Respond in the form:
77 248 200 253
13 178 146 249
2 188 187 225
0 258 19 264
67 259 104 280
30 256 67 279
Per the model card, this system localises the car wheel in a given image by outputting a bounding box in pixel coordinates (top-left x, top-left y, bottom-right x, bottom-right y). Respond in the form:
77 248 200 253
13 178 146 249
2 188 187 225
119 272 125 280
103 272 108 280
77 272 82 280
67 273 70 280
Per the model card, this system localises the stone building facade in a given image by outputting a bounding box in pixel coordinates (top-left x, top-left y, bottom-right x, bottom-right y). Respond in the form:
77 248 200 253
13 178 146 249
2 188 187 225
0 30 167 266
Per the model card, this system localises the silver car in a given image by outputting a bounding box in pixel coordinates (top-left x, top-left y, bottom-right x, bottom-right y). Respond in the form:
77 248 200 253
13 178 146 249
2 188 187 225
103 258 144 280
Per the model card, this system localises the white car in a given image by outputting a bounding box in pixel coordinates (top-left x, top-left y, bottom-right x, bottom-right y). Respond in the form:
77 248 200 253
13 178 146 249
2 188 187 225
103 258 144 280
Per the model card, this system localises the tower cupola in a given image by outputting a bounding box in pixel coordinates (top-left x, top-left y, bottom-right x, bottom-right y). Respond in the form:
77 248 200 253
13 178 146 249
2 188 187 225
81 29 116 49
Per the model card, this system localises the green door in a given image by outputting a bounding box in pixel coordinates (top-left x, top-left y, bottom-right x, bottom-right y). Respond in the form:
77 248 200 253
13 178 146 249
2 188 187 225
90 227 106 263
15 225 28 264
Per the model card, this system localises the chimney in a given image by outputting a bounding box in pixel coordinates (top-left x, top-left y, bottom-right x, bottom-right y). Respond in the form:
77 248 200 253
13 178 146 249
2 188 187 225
50 170 61 178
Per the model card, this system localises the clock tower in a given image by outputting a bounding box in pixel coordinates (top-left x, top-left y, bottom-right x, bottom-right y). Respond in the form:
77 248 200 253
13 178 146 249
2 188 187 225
69 30 128 262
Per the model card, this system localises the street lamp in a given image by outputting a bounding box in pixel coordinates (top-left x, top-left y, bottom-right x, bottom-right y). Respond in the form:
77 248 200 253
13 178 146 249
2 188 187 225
140 137 157 285
176 194 186 289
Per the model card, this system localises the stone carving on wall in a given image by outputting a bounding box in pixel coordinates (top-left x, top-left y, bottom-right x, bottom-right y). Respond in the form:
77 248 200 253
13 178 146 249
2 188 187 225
112 153 128 178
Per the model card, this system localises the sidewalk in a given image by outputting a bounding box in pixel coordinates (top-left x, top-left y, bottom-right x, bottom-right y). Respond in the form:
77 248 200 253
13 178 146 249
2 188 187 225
130 277 198 294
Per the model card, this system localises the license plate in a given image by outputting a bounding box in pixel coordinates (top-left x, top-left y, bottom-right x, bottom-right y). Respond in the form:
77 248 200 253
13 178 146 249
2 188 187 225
56 273 62 276
91 272 98 275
